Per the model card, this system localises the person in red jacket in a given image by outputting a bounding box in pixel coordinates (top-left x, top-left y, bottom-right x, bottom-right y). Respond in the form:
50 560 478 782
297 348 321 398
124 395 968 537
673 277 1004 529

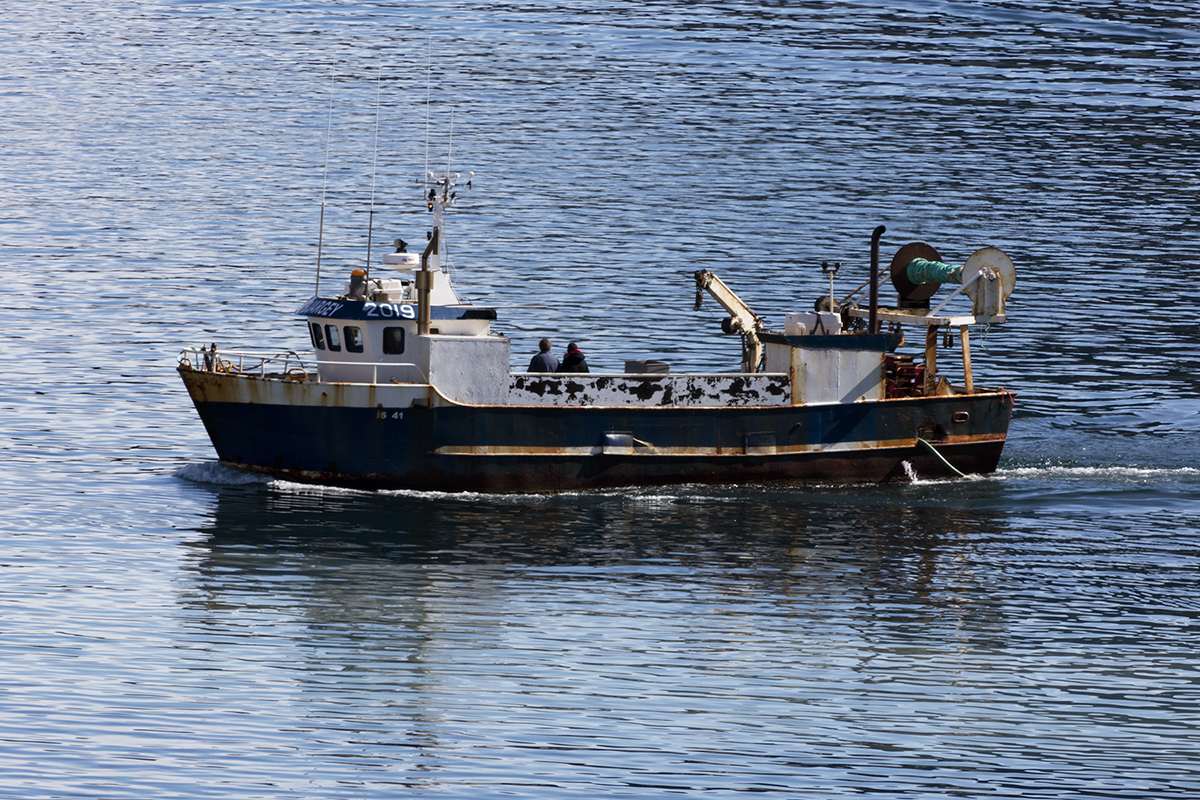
557 342 589 373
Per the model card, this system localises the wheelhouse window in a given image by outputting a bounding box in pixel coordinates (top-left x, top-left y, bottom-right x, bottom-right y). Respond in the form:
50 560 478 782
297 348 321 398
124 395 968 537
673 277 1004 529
310 322 325 350
344 325 364 354
383 326 405 355
324 324 341 352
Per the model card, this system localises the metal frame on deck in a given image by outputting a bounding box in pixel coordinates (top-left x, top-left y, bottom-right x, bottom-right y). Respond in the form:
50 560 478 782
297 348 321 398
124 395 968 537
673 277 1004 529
848 307 988 396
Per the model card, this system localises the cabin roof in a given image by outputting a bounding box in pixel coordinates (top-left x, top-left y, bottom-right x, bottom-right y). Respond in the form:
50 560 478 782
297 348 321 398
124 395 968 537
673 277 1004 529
296 296 497 321
759 332 899 351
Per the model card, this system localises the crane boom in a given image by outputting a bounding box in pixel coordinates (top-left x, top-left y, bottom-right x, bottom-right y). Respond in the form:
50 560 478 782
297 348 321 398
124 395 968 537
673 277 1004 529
694 269 765 373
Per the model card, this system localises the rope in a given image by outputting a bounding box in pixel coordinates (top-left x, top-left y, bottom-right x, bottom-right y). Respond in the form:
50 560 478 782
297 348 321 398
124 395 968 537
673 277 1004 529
908 258 964 285
917 437 967 478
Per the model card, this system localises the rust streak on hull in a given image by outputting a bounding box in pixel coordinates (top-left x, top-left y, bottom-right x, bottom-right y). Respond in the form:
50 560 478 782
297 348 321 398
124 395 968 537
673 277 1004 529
179 366 1012 493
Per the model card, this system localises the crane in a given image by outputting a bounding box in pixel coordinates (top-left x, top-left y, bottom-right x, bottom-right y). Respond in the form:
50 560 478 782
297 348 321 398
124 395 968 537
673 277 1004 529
694 270 766 374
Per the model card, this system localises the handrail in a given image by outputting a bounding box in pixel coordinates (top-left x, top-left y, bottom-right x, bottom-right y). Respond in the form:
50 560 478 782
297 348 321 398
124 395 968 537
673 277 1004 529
177 346 312 378
179 347 434 385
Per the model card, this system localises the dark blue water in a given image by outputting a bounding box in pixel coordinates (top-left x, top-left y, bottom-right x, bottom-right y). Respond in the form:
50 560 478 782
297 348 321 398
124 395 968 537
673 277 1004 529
2 2 1199 797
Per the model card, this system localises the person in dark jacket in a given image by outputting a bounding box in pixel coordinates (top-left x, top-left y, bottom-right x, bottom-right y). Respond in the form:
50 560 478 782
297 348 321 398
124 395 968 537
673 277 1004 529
558 342 589 373
527 338 559 373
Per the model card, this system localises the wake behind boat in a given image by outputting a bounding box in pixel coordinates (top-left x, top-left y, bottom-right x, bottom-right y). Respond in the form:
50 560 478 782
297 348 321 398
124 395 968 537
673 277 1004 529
178 170 1016 492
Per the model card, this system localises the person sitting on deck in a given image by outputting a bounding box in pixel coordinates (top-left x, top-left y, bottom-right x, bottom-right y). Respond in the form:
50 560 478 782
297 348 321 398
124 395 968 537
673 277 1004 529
557 342 589 373
527 338 559 373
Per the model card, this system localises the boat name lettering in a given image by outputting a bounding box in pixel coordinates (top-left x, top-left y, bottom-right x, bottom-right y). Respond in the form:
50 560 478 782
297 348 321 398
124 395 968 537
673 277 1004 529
364 302 416 320
303 298 344 318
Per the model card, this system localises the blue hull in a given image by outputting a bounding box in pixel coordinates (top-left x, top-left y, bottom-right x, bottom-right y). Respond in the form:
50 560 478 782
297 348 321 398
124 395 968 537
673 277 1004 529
181 370 1012 491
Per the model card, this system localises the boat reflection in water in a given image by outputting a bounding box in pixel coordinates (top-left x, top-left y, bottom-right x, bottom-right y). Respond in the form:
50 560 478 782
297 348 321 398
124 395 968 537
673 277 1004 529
178 478 1013 658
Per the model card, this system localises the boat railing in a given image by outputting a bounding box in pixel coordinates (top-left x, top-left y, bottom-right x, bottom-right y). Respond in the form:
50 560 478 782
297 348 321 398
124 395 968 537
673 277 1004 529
177 346 314 380
178 347 431 385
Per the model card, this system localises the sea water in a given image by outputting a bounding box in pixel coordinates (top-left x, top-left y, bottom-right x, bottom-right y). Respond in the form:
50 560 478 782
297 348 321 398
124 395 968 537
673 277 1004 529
2 2 1199 797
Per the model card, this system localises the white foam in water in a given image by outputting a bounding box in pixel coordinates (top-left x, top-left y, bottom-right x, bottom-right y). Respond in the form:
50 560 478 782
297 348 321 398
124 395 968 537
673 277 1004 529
378 487 624 504
173 465 687 503
998 464 1200 482
173 461 271 486
269 478 370 497
899 461 988 486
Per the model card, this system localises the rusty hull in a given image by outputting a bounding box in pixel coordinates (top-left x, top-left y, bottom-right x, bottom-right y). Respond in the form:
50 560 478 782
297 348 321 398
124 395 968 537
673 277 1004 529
179 365 1013 492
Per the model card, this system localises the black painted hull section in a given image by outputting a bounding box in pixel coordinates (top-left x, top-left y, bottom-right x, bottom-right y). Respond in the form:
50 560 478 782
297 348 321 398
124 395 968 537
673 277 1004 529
181 371 1012 492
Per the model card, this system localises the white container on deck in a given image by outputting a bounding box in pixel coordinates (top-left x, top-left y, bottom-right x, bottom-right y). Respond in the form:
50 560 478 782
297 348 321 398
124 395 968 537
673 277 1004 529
785 311 841 336
784 313 809 336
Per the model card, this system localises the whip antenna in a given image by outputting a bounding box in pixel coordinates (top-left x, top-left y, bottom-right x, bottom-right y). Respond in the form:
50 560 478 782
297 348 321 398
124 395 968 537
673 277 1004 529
366 55 382 278
316 72 334 295
424 37 432 199
443 108 455 281
446 107 454 177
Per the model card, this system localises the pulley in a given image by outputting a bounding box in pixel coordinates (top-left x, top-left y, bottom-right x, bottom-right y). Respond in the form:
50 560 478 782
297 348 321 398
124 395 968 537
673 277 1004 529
889 242 943 305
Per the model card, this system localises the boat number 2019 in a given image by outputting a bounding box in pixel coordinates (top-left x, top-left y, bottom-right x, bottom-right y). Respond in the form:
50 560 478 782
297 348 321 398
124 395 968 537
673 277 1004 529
364 302 416 319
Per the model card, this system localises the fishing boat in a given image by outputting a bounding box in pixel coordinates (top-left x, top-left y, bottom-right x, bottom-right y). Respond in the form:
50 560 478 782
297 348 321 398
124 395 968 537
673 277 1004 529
178 170 1016 491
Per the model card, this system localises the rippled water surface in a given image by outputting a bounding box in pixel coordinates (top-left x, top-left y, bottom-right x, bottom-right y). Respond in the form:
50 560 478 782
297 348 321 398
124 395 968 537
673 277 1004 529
2 1 1199 797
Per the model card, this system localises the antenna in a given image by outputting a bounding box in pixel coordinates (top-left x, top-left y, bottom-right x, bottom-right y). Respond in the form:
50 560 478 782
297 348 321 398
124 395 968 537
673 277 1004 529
443 108 455 281
316 72 334 296
446 107 454 177
366 55 382 279
424 37 432 201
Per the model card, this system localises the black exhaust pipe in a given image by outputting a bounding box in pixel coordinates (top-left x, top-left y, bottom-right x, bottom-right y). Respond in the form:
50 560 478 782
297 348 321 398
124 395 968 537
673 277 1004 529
869 225 886 335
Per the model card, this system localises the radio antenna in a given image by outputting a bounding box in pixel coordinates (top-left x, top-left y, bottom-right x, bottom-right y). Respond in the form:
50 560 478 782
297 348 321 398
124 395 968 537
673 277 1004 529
315 72 334 296
443 107 455 281
446 107 454 176
366 55 382 279
424 37 432 199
